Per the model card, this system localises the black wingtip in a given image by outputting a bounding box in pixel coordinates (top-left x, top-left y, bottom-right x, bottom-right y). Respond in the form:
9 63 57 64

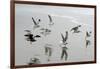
24 34 29 36
32 17 33 19
35 35 41 38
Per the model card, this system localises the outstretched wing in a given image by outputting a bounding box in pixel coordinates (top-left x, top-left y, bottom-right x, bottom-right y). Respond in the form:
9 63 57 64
32 17 37 25
70 27 74 31
61 33 65 43
65 31 68 41
25 30 31 32
48 15 52 22
35 35 41 38
24 34 29 37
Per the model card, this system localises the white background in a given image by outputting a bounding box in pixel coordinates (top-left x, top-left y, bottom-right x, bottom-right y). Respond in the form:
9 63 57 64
0 0 99 69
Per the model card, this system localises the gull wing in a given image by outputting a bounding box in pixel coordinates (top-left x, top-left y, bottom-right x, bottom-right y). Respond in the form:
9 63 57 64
65 31 68 42
32 17 37 25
